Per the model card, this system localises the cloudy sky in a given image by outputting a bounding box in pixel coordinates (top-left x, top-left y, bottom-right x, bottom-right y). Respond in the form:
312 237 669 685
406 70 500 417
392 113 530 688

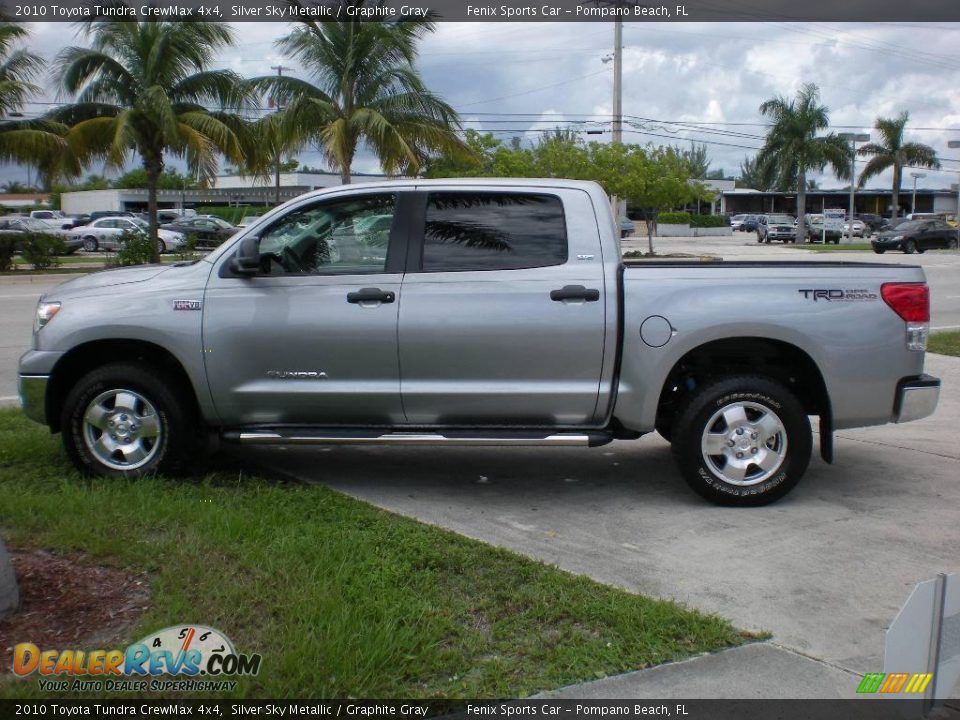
6 21 960 190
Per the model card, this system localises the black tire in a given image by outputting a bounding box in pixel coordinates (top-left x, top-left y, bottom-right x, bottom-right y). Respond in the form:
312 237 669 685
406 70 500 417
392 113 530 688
157 239 166 255
904 239 916 254
670 376 811 506
83 237 98 252
61 362 198 478
874 247 885 254
951 238 959 250
756 232 763 243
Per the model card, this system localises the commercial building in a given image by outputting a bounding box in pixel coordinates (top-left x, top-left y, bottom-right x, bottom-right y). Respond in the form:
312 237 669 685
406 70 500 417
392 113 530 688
60 171 393 215
720 187 957 218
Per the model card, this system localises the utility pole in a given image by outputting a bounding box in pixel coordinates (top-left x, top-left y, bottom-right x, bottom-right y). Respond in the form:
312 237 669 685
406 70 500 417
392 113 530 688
838 132 869 240
948 140 960 249
270 65 293 205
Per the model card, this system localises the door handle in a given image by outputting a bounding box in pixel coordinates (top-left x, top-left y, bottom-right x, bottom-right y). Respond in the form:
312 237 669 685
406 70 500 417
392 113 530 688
550 285 600 302
347 287 395 304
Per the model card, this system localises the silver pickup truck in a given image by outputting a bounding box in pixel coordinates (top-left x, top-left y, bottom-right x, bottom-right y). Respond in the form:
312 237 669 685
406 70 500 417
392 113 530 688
18 179 941 505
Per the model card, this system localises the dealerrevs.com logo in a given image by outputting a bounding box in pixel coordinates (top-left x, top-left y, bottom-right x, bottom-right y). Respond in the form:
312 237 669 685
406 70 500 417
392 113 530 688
13 625 262 693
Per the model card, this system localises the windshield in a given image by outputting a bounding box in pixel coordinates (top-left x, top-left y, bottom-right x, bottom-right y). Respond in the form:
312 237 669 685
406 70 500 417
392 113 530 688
768 215 793 224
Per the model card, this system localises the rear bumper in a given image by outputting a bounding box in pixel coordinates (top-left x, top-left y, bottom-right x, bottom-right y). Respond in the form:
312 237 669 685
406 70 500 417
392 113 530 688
18 375 48 425
894 374 940 423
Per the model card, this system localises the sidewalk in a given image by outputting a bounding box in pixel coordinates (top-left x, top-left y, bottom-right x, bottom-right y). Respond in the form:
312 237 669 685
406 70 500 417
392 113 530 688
537 643 859 699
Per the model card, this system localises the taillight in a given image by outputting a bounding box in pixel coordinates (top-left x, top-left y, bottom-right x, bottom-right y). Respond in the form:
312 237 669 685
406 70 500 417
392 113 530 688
881 283 929 351
881 283 929 322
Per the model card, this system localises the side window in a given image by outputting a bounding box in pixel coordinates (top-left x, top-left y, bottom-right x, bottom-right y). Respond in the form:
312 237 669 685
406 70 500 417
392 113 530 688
422 192 567 272
257 194 396 275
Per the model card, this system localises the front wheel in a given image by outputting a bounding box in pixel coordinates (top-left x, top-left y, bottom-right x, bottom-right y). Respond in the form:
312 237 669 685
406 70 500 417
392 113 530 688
157 239 166 255
83 237 98 252
671 376 811 506
61 362 198 477
874 247 885 254
904 239 916 254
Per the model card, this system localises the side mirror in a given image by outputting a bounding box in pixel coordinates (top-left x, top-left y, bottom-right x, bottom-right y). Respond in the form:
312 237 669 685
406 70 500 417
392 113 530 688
229 235 261 276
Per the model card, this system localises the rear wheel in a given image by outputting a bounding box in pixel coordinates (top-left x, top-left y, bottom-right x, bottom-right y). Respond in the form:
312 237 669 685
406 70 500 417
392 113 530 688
61 362 198 478
874 247 885 254
904 239 917 254
671 376 811 506
83 237 98 252
156 239 166 255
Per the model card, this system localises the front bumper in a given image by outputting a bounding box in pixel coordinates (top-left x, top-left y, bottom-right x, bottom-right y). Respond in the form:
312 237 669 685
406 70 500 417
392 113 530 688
894 374 940 423
18 375 48 425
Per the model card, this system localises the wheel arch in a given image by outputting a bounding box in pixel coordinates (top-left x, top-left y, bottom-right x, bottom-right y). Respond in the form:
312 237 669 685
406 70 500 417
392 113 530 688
654 336 831 432
46 339 201 433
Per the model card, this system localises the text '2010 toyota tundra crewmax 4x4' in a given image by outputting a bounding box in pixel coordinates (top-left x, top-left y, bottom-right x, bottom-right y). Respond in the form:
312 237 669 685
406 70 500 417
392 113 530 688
18 179 941 505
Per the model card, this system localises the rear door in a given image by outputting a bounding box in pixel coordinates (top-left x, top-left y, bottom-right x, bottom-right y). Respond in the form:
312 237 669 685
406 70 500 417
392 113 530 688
397 187 608 426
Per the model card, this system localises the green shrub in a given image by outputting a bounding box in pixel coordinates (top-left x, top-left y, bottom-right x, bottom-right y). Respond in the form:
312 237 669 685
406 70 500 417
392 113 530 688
21 233 66 271
0 236 16 272
115 230 157 266
689 214 726 228
658 211 691 225
176 234 202 263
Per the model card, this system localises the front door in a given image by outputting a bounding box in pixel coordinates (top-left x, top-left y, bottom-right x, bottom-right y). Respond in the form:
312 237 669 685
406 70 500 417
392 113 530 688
203 191 406 427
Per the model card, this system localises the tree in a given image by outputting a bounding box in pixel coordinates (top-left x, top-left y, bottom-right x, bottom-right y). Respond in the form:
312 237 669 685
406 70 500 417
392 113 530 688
0 23 66 173
424 129 502 178
680 142 711 178
857 112 940 219
52 19 253 262
755 83 850 243
1 180 36 193
252 3 470 184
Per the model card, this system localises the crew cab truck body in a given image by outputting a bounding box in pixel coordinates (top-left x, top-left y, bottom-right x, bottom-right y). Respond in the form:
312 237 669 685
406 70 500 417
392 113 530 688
18 179 941 505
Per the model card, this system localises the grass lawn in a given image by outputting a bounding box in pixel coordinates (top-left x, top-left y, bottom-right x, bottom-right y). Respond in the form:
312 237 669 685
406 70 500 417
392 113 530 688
0 409 744 699
782 243 874 252
929 331 960 357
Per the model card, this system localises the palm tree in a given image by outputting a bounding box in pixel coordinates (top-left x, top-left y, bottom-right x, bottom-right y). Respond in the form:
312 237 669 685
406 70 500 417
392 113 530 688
51 19 254 261
857 112 940 218
251 3 469 184
0 22 66 171
756 83 850 243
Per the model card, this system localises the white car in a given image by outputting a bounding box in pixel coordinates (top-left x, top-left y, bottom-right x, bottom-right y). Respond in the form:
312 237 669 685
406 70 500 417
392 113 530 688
843 219 866 238
71 217 186 254
729 214 747 231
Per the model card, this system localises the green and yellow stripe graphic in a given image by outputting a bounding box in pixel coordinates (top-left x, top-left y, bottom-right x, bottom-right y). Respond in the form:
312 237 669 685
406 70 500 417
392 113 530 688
856 672 933 694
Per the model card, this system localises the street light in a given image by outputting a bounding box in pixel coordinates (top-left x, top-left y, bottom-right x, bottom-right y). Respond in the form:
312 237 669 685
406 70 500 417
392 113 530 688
838 132 870 239
947 140 960 248
910 172 926 215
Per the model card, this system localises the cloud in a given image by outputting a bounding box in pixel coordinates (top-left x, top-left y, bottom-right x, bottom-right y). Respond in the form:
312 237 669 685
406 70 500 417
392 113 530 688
4 20 959 191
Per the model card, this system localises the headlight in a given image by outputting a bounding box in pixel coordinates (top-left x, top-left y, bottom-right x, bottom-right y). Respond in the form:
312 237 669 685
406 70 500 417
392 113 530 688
892 235 903 241
35 301 61 331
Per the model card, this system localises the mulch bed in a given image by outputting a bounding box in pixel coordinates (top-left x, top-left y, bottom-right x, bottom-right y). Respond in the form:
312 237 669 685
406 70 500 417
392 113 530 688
0 550 150 673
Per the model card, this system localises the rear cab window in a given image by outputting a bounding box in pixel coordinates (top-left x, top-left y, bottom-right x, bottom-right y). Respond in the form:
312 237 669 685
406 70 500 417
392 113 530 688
421 192 567 272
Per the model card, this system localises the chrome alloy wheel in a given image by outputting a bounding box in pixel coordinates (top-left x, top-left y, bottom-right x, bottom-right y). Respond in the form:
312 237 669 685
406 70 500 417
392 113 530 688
700 401 788 486
82 389 161 471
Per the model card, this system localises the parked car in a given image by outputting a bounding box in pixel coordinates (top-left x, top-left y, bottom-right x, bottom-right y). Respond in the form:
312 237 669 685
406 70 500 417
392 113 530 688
19 178 940 507
857 214 885 233
70 217 186 254
89 210 137 221
804 214 842 244
0 217 82 254
729 214 747 231
741 215 761 233
871 219 959 254
619 218 635 238
27 210 70 231
843 219 866 238
161 216 237 248
756 214 796 243
61 214 92 230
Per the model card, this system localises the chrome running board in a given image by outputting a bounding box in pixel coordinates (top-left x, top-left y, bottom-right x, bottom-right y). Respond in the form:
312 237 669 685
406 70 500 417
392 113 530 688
231 430 610 447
